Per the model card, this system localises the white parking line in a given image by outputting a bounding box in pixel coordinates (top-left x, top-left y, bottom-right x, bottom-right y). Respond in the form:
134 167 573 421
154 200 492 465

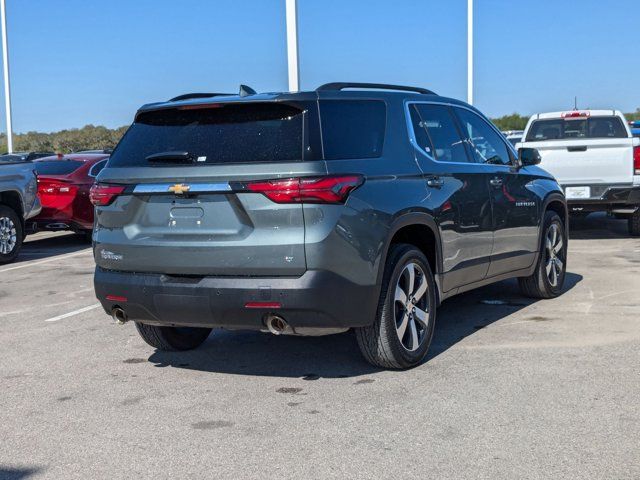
0 249 91 273
45 304 101 323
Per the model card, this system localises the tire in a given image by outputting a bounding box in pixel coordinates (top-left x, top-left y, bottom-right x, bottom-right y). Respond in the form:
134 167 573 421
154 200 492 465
134 322 212 351
629 210 640 237
355 243 436 369
518 211 567 299
0 204 23 265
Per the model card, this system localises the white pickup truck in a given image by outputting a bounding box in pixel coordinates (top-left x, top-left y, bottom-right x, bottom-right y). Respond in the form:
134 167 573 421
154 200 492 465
519 110 640 235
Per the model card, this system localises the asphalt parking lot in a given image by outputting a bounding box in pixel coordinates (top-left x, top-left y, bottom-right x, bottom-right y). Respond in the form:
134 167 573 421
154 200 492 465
1 214 639 480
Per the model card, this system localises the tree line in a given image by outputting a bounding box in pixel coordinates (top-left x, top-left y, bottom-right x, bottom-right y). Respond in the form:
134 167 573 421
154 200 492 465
1 109 639 154
0 124 128 154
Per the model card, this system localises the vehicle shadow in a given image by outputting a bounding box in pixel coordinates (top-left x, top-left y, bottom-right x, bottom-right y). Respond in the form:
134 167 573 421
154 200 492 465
14 232 90 264
427 271 582 360
0 466 42 479
147 272 582 378
569 212 631 240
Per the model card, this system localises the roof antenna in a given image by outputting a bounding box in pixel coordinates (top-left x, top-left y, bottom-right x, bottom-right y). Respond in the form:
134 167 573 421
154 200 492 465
574 96 578 110
239 84 257 97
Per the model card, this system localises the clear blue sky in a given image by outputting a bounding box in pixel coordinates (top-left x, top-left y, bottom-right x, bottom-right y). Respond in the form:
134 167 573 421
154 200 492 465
2 0 638 133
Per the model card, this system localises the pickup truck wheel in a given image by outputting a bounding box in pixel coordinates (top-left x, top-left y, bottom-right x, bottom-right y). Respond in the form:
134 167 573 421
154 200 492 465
518 211 566 299
628 210 640 236
134 322 212 351
0 205 22 265
355 243 436 369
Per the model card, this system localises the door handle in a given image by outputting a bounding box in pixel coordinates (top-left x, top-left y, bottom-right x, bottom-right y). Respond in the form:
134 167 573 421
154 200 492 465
426 176 445 188
567 146 587 152
489 177 503 188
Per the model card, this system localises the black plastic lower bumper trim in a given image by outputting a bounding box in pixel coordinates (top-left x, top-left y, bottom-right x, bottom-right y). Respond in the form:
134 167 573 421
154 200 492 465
94 267 379 330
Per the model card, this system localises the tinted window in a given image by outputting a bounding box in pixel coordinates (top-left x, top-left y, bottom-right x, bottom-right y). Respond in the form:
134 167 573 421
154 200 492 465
108 103 306 167
455 108 511 165
89 159 108 177
409 105 435 156
34 160 84 175
412 104 469 163
588 117 627 138
526 116 627 141
320 100 385 159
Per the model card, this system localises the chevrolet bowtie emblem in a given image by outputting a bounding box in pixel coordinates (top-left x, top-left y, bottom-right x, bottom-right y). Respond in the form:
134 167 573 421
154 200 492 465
168 184 190 195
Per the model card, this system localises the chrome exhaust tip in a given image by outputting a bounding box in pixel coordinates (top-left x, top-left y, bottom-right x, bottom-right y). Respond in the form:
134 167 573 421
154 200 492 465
265 314 288 335
112 307 128 325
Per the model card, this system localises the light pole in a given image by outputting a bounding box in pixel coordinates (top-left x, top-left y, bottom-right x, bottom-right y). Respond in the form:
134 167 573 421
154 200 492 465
285 0 299 92
467 0 473 105
0 0 12 153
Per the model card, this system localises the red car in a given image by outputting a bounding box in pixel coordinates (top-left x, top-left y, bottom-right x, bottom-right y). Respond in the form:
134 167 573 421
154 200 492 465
30 154 109 239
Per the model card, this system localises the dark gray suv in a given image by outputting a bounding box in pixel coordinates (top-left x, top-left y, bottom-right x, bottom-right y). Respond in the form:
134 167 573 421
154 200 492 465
92 83 568 368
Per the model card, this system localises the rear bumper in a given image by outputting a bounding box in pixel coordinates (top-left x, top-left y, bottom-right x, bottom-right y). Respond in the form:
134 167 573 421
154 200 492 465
94 267 379 330
564 184 640 211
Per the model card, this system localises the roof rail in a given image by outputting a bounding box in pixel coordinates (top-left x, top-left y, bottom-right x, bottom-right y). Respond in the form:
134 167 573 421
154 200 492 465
169 92 232 102
316 82 436 96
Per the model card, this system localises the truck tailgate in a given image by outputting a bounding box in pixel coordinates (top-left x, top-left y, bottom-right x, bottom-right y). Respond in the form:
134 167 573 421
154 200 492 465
532 138 635 185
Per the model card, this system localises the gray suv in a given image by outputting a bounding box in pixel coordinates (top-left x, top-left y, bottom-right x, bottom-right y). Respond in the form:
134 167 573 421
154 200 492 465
93 83 568 368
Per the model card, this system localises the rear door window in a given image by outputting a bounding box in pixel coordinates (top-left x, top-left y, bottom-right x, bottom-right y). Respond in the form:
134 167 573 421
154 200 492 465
319 100 386 159
89 159 108 177
526 116 628 141
108 103 312 167
454 107 512 165
34 160 84 175
411 104 470 163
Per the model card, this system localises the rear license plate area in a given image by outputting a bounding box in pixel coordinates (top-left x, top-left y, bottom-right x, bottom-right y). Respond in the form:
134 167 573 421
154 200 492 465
565 186 591 199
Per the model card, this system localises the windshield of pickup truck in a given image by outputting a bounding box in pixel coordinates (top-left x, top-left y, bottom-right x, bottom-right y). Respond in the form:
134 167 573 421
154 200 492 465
526 116 628 141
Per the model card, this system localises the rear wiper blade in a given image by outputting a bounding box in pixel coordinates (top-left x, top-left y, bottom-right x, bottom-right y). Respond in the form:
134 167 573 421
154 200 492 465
146 151 195 164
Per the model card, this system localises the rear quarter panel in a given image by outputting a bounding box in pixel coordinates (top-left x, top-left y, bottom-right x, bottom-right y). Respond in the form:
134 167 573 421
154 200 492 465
0 162 40 219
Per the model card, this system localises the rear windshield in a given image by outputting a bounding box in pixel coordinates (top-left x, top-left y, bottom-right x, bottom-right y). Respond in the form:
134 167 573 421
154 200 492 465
526 116 628 141
34 160 84 175
108 103 307 167
319 100 386 159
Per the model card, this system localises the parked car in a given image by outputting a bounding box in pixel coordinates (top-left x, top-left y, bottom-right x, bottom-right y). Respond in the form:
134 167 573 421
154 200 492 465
92 83 568 369
0 151 55 163
0 157 41 264
502 130 524 146
519 110 640 234
30 153 109 240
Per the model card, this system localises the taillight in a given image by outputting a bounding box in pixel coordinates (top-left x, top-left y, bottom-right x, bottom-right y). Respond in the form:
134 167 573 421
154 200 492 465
37 180 77 196
90 183 125 206
245 175 364 204
634 146 640 175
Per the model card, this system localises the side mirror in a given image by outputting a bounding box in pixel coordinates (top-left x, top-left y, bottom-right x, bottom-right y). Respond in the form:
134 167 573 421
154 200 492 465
518 147 541 167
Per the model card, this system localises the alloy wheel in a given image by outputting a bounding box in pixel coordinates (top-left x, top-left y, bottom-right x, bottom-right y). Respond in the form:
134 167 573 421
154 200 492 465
0 216 17 255
394 262 430 352
545 223 564 287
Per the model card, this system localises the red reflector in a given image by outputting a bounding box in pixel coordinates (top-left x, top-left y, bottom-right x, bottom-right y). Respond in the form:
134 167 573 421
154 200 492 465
634 146 640 175
561 111 590 118
245 175 363 204
90 183 125 206
106 295 127 302
244 302 282 309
